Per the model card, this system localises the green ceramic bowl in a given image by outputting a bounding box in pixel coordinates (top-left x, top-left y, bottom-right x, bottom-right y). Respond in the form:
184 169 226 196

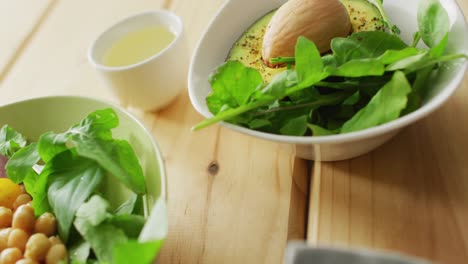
0 95 168 254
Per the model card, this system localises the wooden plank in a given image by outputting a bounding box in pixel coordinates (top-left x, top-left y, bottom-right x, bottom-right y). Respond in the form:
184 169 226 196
154 1 309 262
0 0 52 79
0 0 165 104
308 1 468 262
0 0 309 263
308 50 468 264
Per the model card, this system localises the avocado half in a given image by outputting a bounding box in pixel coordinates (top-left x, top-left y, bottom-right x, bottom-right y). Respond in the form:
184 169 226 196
227 0 384 82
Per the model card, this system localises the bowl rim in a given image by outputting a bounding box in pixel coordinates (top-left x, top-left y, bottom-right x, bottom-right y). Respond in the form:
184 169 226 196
188 0 468 145
0 95 168 201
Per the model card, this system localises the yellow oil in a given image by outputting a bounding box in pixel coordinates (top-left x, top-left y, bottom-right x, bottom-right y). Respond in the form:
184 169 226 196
102 25 175 67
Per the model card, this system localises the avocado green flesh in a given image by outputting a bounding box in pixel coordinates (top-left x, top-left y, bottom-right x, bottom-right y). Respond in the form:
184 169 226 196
341 0 384 32
227 10 284 83
227 0 384 82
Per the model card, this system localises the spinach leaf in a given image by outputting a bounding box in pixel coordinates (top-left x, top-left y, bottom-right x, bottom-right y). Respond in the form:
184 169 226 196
113 240 163 264
207 60 263 114
69 240 91 263
341 71 411 133
45 151 104 242
108 214 146 238
0 125 27 157
38 109 146 195
74 195 128 263
418 0 449 48
115 193 139 215
5 143 40 184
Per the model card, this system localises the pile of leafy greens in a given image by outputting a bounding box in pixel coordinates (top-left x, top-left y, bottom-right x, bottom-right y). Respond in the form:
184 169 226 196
0 109 162 264
193 0 467 136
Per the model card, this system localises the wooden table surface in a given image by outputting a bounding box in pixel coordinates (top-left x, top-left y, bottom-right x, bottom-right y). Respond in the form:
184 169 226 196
0 0 467 263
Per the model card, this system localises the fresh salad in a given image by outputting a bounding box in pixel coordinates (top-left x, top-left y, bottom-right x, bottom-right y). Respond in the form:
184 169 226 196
193 0 467 136
0 109 162 264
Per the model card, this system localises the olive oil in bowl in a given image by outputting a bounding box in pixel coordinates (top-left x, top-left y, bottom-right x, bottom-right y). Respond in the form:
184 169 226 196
102 25 175 67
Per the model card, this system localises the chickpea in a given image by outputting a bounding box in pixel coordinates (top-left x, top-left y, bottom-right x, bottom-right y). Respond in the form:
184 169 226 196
34 213 57 236
25 233 51 261
0 228 11 251
0 207 12 228
12 204 35 233
45 244 68 264
13 194 32 210
16 259 39 264
0 247 22 264
48 236 62 246
7 228 29 252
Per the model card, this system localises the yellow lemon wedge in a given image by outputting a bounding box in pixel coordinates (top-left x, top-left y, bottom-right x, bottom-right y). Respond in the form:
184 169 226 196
0 178 22 209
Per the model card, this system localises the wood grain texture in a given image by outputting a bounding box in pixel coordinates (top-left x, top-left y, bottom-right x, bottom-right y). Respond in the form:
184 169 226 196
308 0 468 261
0 0 53 80
0 0 309 263
0 0 166 104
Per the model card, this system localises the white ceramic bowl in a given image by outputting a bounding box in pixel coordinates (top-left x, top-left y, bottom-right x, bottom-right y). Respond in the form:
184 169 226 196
284 243 432 264
188 0 468 161
0 96 168 256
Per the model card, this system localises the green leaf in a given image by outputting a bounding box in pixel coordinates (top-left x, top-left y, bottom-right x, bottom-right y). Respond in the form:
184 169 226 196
108 214 146 239
418 0 449 48
295 36 326 88
38 109 146 195
74 195 128 263
258 70 297 99
0 125 27 157
343 91 361 106
113 240 163 264
30 170 51 216
69 240 91 263
341 71 412 133
5 143 40 183
308 124 336 136
115 193 139 215
74 218 128 263
279 115 308 136
73 137 146 195
206 61 263 114
331 31 408 65
46 151 105 242
75 195 111 226
326 59 385 77
367 0 401 34
378 47 423 64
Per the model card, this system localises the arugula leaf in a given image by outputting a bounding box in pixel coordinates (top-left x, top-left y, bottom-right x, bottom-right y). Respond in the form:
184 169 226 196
207 60 263 114
45 151 105 242
418 0 449 48
279 115 308 136
38 109 146 195
308 124 336 136
113 240 163 264
0 125 27 157
326 59 385 77
341 71 411 133
368 0 401 34
331 31 407 65
295 36 326 88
